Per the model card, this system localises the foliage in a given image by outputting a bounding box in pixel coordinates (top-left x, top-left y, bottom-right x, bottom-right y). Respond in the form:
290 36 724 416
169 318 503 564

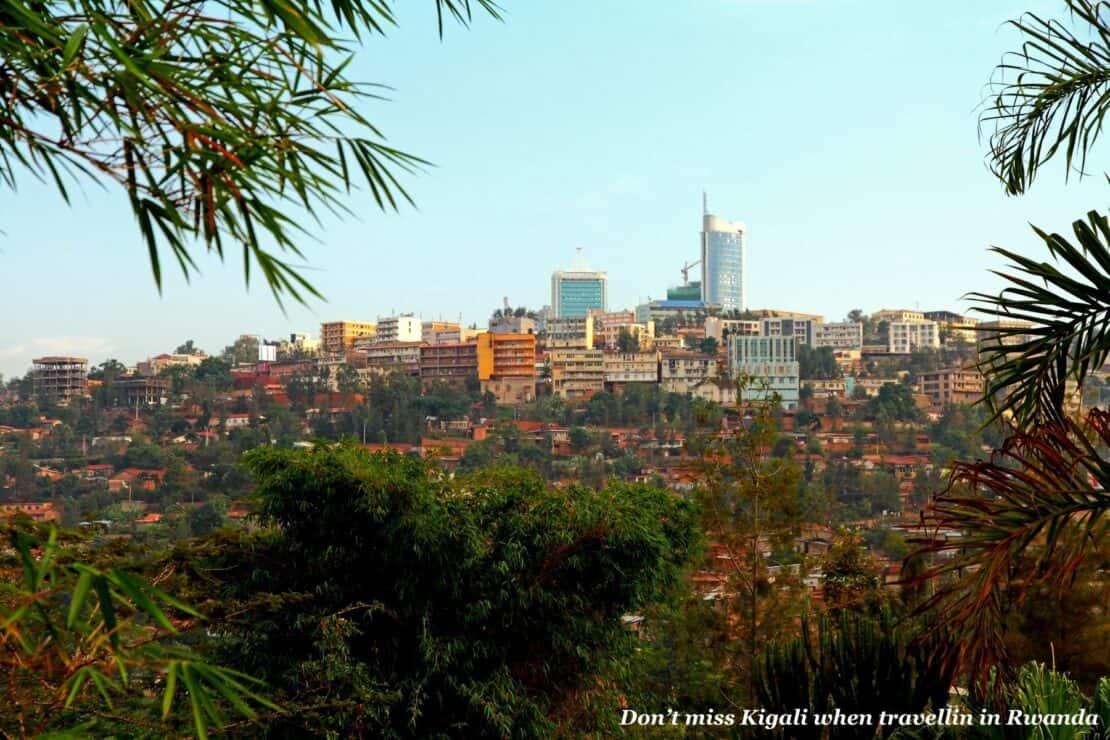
0 520 277 737
616 329 640 353
821 534 887 616
165 445 701 736
798 345 841 380
969 210 1110 427
911 409 1110 690
861 382 921 422
981 0 1110 196
693 402 806 699
753 609 953 740
0 0 499 302
964 663 1110 740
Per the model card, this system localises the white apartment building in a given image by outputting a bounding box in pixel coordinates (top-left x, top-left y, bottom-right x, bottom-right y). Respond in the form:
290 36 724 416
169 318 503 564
376 314 423 343
728 335 800 408
760 317 817 346
888 321 940 354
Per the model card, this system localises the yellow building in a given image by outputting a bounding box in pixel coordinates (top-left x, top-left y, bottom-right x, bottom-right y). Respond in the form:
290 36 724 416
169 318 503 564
550 348 605 398
320 321 377 354
602 351 659 387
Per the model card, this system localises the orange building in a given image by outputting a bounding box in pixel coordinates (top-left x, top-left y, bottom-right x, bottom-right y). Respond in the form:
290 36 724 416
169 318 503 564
0 501 61 523
477 332 537 404
320 321 377 354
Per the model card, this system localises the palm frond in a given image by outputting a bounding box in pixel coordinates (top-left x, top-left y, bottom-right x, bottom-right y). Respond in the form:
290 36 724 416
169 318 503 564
981 0 1110 195
907 409 1110 690
969 209 1110 427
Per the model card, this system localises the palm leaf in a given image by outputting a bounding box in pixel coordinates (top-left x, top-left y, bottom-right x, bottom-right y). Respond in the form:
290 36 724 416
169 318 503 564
969 209 1110 427
907 409 1110 690
982 0 1110 195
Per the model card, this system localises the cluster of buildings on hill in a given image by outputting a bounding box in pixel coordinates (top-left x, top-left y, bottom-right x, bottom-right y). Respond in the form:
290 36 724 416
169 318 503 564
20 203 1071 414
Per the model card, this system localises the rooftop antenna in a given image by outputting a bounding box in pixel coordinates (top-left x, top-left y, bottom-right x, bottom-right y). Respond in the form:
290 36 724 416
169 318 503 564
574 246 586 270
702 189 708 216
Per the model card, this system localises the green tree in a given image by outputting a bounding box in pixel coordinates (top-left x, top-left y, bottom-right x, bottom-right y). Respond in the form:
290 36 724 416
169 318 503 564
175 340 203 355
693 402 806 699
2 0 500 302
822 534 886 615
0 522 277 736
167 446 700 736
568 425 593 452
615 329 640 352
798 345 841 380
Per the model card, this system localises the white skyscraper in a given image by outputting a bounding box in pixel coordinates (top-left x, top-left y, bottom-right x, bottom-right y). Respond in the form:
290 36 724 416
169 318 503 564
700 205 745 312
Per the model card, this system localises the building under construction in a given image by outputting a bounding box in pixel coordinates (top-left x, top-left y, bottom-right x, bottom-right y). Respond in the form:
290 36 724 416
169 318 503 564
32 356 88 405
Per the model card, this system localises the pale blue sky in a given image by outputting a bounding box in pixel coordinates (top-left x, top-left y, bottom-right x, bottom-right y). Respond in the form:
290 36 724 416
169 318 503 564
2 0 1105 378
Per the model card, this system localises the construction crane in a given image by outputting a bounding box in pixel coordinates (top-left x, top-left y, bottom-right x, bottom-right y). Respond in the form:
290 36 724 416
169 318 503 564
680 259 701 286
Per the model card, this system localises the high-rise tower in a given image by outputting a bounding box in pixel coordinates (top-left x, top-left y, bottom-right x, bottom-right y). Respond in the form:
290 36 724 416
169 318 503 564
700 199 745 312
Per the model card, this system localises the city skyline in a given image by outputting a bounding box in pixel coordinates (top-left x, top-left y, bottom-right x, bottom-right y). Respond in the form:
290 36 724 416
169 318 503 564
2 0 1101 378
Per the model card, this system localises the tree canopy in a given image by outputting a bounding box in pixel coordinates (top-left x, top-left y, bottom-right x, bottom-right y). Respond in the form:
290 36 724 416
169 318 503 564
164 445 701 736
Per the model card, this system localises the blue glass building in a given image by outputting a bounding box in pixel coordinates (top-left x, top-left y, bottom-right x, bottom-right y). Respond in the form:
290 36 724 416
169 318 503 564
701 214 745 312
552 269 607 318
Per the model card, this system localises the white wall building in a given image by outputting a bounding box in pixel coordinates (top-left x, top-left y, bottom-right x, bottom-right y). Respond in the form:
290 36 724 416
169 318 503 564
888 321 940 354
376 314 423 343
760 317 817 346
728 335 800 408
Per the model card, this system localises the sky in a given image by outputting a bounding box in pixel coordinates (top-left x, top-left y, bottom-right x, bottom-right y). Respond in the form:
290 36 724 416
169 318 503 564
2 0 1106 378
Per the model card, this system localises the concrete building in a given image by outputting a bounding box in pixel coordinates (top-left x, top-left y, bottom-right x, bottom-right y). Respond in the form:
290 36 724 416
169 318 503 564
423 322 480 346
111 376 170 407
544 315 594 350
136 352 207 376
0 501 61 523
728 335 800 408
925 311 979 346
691 378 738 406
701 210 745 312
660 351 718 394
552 250 607 318
419 342 478 391
872 309 926 324
477 332 537 405
320 321 376 354
920 366 984 406
359 341 423 376
976 319 1034 354
888 321 940 354
376 314 422 343
704 317 760 343
549 348 605 398
489 315 538 335
635 299 712 325
760 317 817 346
32 357 88 404
748 309 824 322
590 310 654 350
814 322 863 350
602 351 659 388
